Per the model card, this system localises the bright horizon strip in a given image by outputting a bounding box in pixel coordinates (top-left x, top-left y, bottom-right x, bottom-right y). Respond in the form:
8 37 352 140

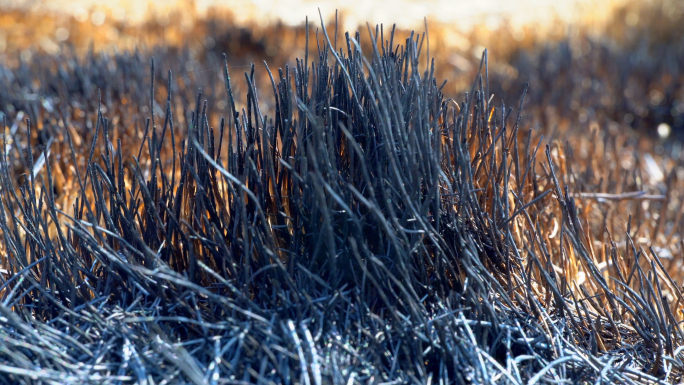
1 0 628 31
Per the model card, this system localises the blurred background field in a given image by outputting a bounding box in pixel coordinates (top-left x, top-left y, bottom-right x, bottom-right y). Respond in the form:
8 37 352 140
1 0 682 141
2 0 684 163
0 0 626 30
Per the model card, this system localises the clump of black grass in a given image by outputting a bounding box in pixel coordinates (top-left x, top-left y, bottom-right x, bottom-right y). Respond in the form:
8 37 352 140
0 16 681 385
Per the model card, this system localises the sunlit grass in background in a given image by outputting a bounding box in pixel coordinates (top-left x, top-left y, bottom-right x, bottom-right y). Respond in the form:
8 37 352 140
0 0 627 30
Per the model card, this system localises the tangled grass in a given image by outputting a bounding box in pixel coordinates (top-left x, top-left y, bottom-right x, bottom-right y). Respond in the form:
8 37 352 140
1 3 684 384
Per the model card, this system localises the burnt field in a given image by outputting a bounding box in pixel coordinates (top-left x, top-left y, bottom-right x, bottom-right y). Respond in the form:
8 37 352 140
1 1 684 384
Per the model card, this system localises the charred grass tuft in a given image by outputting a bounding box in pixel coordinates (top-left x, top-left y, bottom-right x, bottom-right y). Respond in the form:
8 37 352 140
0 13 683 385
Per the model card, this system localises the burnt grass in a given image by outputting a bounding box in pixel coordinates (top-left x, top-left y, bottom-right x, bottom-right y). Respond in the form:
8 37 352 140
1 9 684 385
